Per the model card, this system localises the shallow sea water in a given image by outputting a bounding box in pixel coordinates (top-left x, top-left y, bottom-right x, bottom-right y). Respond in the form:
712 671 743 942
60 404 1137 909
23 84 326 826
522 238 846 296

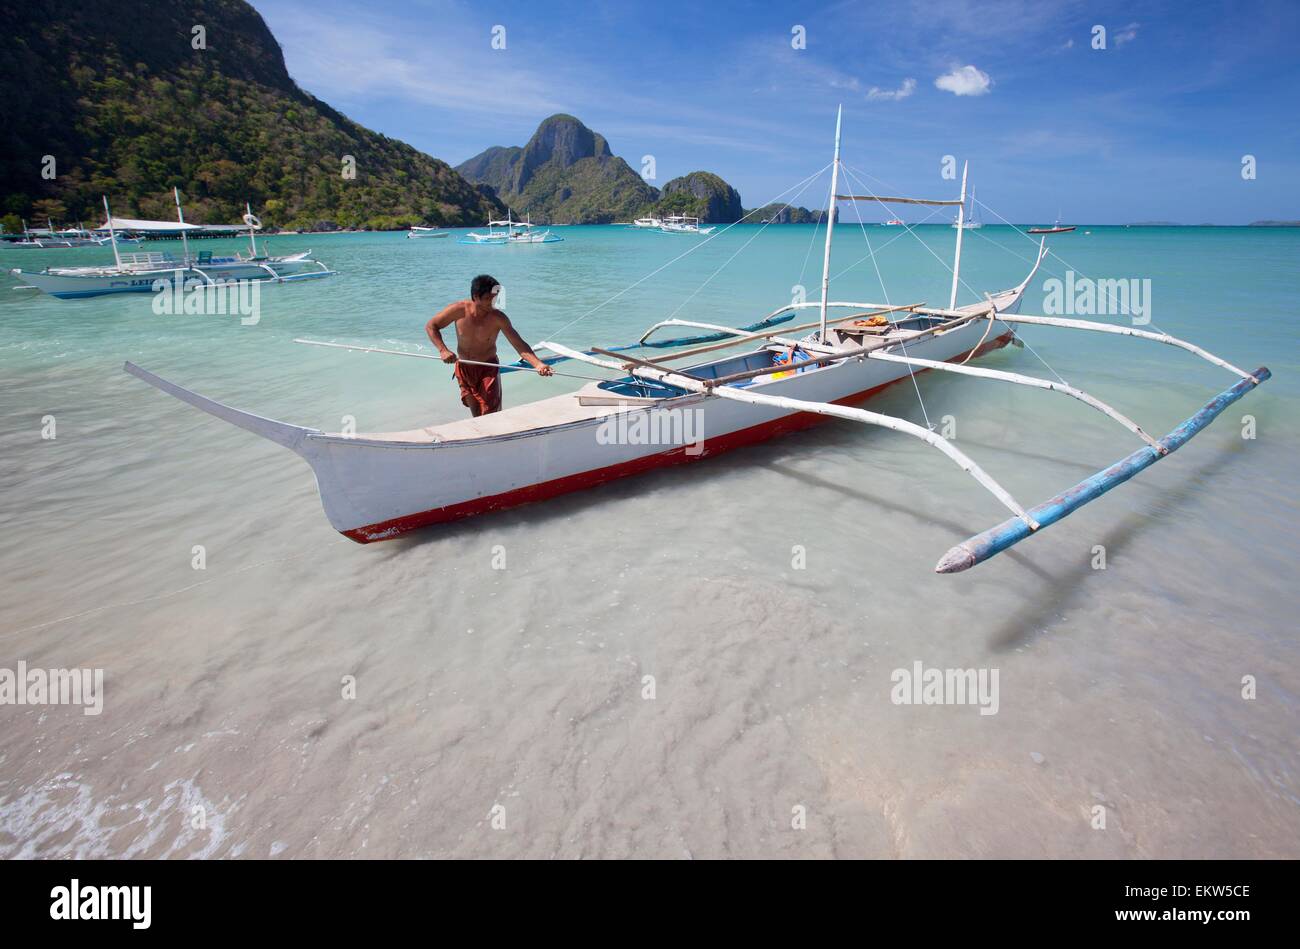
1 223 1296 857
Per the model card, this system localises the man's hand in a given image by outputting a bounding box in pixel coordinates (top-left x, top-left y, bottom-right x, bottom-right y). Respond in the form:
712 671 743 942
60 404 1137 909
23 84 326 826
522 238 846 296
536 363 554 377
440 350 458 364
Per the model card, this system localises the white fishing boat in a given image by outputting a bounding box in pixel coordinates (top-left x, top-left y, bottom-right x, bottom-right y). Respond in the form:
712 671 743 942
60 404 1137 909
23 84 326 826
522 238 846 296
126 109 1269 573
11 194 335 298
884 218 904 226
458 213 562 245
631 216 663 229
952 187 983 229
659 215 715 234
407 226 450 239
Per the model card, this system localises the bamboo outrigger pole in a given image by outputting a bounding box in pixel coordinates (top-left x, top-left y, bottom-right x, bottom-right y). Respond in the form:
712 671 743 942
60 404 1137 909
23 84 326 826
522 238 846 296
544 339 1037 529
817 105 843 344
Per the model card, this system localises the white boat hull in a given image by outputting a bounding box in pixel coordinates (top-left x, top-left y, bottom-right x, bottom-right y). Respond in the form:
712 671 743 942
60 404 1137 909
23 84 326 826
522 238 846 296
11 255 332 298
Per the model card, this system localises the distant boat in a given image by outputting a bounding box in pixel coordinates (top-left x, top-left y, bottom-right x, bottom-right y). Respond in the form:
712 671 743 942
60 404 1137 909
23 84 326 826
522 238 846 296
631 216 662 229
884 218 904 226
459 212 562 245
10 194 335 298
1028 212 1074 234
8 220 109 248
406 226 449 239
659 215 715 235
951 187 983 229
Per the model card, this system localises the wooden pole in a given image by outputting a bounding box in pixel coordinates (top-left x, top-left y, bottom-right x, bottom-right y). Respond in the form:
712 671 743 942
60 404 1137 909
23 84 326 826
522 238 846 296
632 302 924 365
989 314 1258 380
103 196 122 270
544 339 1035 528
174 187 190 264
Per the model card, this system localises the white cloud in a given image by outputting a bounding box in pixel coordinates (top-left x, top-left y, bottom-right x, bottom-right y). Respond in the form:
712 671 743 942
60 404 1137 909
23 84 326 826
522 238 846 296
934 65 993 96
1114 22 1140 46
867 78 917 101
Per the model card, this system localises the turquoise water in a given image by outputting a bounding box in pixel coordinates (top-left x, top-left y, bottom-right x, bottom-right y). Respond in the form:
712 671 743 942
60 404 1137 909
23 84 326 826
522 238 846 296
2 224 1297 857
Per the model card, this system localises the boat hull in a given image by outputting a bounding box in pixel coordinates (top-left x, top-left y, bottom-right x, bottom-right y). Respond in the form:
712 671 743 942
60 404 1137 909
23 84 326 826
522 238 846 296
299 317 1017 541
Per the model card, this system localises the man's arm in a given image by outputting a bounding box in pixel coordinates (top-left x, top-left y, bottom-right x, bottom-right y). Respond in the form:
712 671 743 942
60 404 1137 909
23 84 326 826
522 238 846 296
499 313 554 376
425 303 462 363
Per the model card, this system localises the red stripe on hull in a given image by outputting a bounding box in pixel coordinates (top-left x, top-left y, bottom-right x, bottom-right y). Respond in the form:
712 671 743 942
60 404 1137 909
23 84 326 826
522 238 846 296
342 332 1014 542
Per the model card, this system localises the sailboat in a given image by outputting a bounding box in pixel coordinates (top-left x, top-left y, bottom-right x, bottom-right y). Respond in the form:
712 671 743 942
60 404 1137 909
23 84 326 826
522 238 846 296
952 187 983 228
124 108 1269 574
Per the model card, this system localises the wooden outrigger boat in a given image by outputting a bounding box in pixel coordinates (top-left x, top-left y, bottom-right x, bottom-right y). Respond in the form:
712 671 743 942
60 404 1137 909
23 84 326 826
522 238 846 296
11 194 334 298
124 109 1270 573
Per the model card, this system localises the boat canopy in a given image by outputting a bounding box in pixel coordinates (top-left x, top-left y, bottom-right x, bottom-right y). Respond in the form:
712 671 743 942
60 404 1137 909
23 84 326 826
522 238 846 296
98 217 258 233
100 216 203 232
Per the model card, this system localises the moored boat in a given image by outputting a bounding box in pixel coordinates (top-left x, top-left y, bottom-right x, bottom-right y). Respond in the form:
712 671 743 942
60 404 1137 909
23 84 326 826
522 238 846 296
10 194 335 298
458 213 562 244
659 215 715 234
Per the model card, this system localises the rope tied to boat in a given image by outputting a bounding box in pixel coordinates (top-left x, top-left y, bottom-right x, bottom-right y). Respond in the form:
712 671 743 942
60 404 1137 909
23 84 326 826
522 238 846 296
957 296 999 366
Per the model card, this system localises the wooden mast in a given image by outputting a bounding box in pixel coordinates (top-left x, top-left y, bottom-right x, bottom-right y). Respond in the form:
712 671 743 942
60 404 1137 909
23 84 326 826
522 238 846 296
173 187 191 263
102 196 122 270
818 105 843 343
948 161 967 310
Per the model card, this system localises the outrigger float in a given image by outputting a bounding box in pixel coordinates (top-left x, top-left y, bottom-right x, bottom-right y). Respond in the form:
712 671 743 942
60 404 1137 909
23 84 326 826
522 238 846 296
124 110 1269 573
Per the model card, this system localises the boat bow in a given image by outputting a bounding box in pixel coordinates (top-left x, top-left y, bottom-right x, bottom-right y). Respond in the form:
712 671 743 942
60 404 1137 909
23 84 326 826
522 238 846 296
123 362 319 453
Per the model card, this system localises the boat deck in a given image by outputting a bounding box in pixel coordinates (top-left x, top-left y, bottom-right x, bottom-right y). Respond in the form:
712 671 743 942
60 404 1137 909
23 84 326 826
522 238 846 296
357 386 634 443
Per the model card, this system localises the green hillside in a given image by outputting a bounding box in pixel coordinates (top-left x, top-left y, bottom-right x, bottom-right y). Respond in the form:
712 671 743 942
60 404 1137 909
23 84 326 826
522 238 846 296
0 0 502 230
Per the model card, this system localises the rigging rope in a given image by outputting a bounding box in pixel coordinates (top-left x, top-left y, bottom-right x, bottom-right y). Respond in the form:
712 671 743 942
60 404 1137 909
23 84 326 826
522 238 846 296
839 159 1071 386
662 167 823 322
547 161 833 343
839 162 933 431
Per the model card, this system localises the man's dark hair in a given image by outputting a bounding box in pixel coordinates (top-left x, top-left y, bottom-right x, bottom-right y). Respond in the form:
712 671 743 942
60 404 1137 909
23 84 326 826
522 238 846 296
470 274 499 300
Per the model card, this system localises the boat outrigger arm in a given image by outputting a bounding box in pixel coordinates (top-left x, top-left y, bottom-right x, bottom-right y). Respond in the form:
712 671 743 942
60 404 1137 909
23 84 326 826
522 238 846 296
539 309 1270 575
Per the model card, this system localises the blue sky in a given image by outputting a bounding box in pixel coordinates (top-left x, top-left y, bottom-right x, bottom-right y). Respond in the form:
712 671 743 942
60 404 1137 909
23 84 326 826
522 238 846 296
252 0 1300 223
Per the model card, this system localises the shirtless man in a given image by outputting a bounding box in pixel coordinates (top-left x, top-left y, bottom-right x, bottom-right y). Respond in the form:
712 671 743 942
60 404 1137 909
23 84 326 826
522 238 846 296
425 274 553 417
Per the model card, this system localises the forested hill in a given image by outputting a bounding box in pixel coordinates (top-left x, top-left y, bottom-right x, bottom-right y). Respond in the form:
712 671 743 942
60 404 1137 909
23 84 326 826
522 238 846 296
456 115 658 224
0 0 503 230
